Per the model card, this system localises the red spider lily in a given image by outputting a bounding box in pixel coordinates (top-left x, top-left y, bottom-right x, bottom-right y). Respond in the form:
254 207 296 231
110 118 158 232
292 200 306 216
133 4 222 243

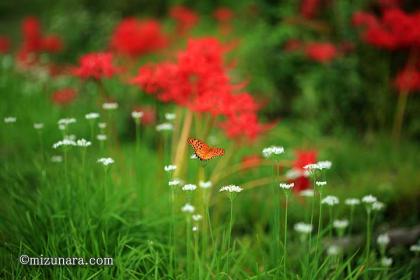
41 35 63 53
214 7 234 23
72 52 119 80
394 67 420 93
283 39 302 52
378 0 401 9
132 37 271 141
51 88 77 105
352 11 379 29
22 17 42 52
110 18 167 57
288 150 317 193
353 8 420 50
300 0 321 19
133 106 156 125
170 5 199 35
0 36 10 53
17 17 64 67
219 113 273 141
305 42 338 63
241 155 263 169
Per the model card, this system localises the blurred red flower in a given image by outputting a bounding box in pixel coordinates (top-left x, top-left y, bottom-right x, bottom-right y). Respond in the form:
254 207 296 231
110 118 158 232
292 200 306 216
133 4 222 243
72 52 119 80
110 18 167 57
52 88 77 105
132 37 271 141
300 0 321 19
133 106 156 125
288 150 317 193
41 35 63 53
170 5 199 34
0 36 10 53
17 17 64 67
352 11 379 28
305 42 337 63
241 154 263 169
394 68 420 93
378 0 401 9
353 8 420 50
283 39 302 52
214 7 234 23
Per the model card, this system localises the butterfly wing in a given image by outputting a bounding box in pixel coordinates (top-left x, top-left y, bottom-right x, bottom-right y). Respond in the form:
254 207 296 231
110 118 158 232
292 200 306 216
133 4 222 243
205 147 224 160
187 138 224 161
188 138 210 160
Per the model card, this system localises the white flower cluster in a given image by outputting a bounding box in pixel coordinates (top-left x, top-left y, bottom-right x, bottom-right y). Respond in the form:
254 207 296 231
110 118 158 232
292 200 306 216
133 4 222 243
85 112 100 120
33 123 44 129
321 195 339 206
315 181 327 187
97 157 114 166
333 219 349 229
164 165 177 172
192 214 202 221
76 138 91 147
380 257 392 267
58 118 76 130
279 183 294 190
219 185 243 193
182 184 197 191
52 139 76 149
4 116 16 123
98 122 107 129
131 111 144 119
165 113 176 121
345 198 360 206
97 134 107 141
199 181 212 189
410 244 420 252
372 201 385 211
303 161 332 171
362 195 377 204
102 102 118 110
377 234 390 247
156 123 173 131
294 222 313 234
190 154 198 159
299 189 314 197
327 245 341 256
262 146 284 158
181 203 195 213
169 179 182 187
51 155 63 163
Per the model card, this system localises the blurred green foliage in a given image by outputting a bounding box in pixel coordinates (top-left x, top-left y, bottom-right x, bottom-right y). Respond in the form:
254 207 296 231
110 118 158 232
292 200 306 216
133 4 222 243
0 0 419 138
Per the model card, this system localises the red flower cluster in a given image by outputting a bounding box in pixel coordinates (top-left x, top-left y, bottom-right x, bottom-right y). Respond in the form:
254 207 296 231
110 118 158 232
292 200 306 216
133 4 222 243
132 37 270 141
0 36 10 53
170 5 199 34
352 8 420 50
394 67 420 93
214 7 233 23
110 18 167 57
305 42 338 63
132 106 156 125
288 150 317 193
51 88 77 105
18 17 63 64
300 0 321 19
72 52 119 80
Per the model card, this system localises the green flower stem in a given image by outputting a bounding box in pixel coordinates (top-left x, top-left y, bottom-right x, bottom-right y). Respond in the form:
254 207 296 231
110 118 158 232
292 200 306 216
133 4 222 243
283 191 289 277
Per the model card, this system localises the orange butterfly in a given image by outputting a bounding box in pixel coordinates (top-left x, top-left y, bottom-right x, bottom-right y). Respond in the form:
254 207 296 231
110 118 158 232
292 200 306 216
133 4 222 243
187 138 225 161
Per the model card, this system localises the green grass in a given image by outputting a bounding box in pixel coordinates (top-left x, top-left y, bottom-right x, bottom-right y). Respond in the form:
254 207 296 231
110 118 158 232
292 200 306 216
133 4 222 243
1 63 419 279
